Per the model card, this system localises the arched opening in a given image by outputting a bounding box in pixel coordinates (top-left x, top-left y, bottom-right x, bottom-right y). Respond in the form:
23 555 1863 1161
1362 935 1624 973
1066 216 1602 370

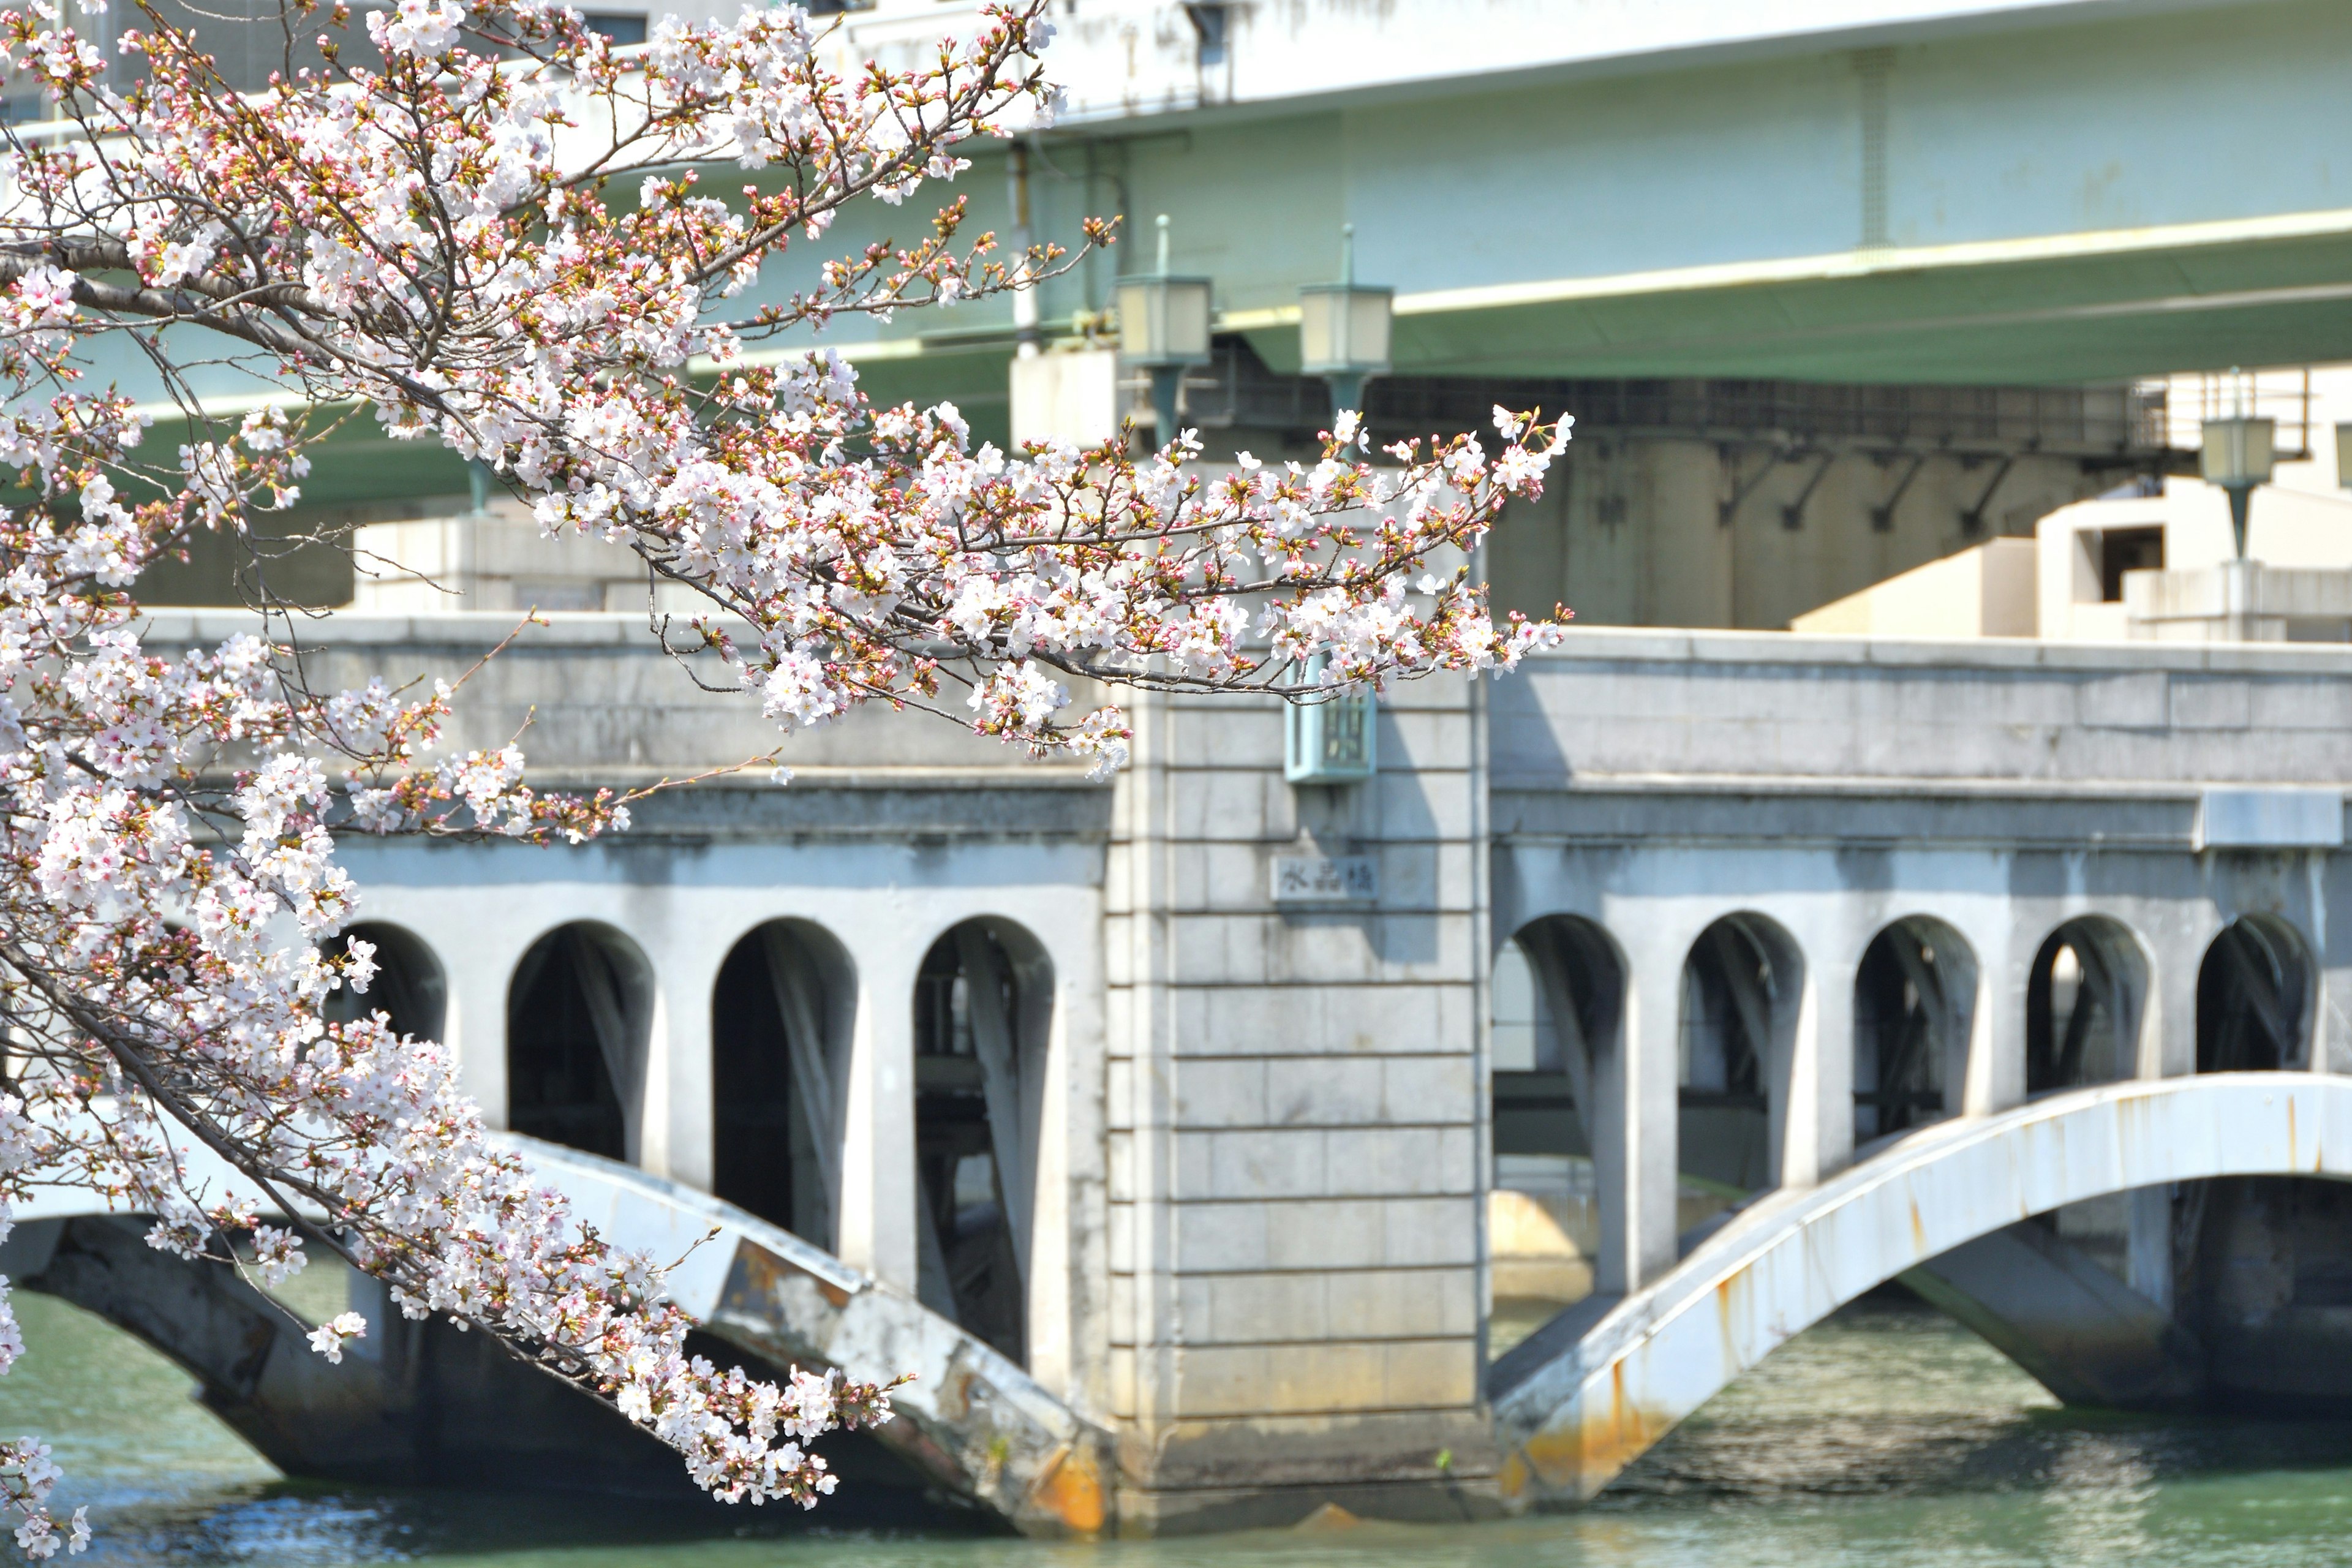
507 923 654 1164
2026 916 2149 1093
320 922 447 1041
1490 916 1621 1354
1679 913 1804 1198
1853 917 1977 1145
913 918 1052 1365
2197 915 2313 1074
711 921 854 1246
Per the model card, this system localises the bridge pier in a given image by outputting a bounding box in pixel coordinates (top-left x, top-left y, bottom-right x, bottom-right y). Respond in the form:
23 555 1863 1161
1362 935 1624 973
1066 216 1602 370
1903 1213 2205 1409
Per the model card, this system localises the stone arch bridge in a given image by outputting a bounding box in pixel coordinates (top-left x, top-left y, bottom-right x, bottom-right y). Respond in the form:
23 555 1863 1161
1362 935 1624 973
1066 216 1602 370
39 609 2352 1534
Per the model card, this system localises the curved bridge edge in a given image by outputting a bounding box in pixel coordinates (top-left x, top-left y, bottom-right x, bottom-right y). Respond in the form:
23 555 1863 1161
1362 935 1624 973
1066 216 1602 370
1486 1073 2352 1509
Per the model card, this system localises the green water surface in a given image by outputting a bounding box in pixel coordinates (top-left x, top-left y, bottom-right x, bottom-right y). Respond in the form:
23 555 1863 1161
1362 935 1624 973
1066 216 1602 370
10 1289 2352 1567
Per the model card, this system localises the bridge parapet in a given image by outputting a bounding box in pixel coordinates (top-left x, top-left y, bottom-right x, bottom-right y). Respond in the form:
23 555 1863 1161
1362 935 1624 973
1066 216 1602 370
1498 629 2352 797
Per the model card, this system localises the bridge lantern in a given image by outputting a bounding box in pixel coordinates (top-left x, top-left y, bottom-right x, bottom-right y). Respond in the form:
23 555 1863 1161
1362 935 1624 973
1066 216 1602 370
1298 224 1393 423
1115 214 1213 449
2201 413 2276 559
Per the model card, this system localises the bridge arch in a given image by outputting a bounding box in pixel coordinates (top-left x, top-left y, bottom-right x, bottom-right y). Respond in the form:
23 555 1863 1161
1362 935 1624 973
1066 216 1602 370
1491 1072 2352 1510
710 918 854 1246
1490 916 1626 1332
0 1126 1114 1537
1853 916 1976 1145
1678 913 1806 1195
507 921 655 1165
2198 914 2314 1074
912 915 1054 1365
2026 914 2152 1092
321 921 447 1041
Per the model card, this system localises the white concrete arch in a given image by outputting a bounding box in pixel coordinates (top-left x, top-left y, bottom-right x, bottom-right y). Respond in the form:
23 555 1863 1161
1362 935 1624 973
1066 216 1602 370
709 918 859 1246
2025 912 2158 1091
505 919 663 1167
4 1125 1114 1538
1490 1072 2352 1509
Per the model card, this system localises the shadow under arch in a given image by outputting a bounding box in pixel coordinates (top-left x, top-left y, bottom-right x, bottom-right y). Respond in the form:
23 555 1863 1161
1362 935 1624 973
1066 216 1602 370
913 916 1054 1365
1490 1072 2352 1509
507 922 654 1165
710 919 856 1247
2027 914 2151 1093
1853 915 1977 1145
1679 913 1805 1196
321 921 447 1041
2198 914 2313 1073
1490 916 1625 1349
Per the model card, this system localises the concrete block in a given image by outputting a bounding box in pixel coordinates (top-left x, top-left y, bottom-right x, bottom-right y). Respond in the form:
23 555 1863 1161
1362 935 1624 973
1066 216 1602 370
1328 1268 1479 1340
1108 1129 1136 1200
1106 1054 1137 1121
1189 984 1452 1057
1183 1128 1328 1199
1370 771 1476 841
1171 1058 1268 1129
1382 1340 1480 1408
1382 1197 1480 1266
1200 1272 1329 1344
1166 708 1284 770
1323 1127 1474 1197
1259 1343 1387 1416
1164 1345 1272 1418
1107 1346 1137 1417
1170 771 1276 844
2171 677 2252 730
1381 1055 1477 1122
1377 707 1473 764
1108 1272 1136 1341
1265 1055 1387 1125
1108 1201 1136 1273
1199 844 1272 910
1174 1202 1274 1272
1261 1200 1386 1271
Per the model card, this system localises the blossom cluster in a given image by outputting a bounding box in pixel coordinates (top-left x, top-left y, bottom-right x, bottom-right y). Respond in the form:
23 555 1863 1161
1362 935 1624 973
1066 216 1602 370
0 400 892 1552
0 0 1562 771
0 0 1567 1548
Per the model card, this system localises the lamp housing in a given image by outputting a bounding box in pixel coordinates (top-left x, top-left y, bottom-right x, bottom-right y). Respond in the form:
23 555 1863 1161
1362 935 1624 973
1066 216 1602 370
1114 273 1213 370
1297 282 1393 378
2201 416 2277 490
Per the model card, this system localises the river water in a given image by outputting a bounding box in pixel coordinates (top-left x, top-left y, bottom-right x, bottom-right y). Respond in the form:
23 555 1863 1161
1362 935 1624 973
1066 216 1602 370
12 1289 2352 1568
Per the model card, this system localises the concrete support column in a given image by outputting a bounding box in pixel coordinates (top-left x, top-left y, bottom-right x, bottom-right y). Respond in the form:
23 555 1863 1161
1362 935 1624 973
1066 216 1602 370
1802 961 1856 1185
836 938 918 1294
444 939 515 1131
655 943 720 1193
2150 921 2204 1080
1964 944 2027 1116
1599 943 1681 1294
2128 1183 2174 1311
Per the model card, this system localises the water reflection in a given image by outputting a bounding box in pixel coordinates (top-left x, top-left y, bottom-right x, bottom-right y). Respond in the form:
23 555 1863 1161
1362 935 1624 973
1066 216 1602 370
15 1287 2352 1567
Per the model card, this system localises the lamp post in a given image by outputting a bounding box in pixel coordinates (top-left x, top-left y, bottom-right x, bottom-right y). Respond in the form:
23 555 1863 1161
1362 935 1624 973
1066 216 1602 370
2201 412 2276 559
1298 224 1393 424
1114 214 1212 448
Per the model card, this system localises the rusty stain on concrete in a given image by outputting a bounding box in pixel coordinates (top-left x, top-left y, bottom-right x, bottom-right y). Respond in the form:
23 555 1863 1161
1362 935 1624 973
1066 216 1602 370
1025 1441 1109 1536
